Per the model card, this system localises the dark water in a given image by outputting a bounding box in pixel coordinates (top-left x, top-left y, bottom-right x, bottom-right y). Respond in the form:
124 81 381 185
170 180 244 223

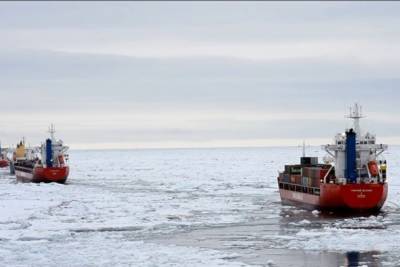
154 206 396 266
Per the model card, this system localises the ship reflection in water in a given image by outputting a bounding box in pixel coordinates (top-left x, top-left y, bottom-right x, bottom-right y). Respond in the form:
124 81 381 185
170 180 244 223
345 251 382 267
345 251 360 267
154 205 389 267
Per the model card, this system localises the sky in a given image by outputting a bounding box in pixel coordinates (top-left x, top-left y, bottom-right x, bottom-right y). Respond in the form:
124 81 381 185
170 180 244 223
1 2 400 149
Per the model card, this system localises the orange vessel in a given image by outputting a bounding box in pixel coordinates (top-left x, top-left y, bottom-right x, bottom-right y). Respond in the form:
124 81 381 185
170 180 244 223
278 104 388 213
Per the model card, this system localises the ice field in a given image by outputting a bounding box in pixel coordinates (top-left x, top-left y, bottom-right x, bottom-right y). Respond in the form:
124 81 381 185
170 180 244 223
1 147 400 266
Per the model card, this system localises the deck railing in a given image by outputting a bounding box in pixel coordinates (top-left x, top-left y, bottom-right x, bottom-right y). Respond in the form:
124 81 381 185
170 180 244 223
278 182 320 196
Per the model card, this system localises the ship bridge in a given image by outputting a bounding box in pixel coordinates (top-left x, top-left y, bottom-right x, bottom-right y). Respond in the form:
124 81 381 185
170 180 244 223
323 103 387 180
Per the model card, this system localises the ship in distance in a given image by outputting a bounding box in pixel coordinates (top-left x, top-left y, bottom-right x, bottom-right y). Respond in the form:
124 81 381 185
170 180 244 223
13 124 69 183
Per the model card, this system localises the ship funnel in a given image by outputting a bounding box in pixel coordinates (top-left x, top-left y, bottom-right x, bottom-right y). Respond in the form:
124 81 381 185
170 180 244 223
345 128 357 183
46 138 53 168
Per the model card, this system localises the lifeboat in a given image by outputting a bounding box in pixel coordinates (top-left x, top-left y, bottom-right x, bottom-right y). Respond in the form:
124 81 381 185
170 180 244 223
368 161 379 177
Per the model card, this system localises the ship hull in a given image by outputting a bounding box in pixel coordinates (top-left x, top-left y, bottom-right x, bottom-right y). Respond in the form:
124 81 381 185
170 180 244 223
15 165 69 184
0 159 9 168
279 183 387 212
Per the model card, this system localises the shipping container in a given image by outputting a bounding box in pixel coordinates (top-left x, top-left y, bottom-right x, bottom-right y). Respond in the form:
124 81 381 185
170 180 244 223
312 177 321 187
306 167 325 179
302 167 310 177
300 157 318 165
290 174 301 184
284 165 291 173
290 167 301 175
283 173 290 183
310 157 318 165
300 157 311 165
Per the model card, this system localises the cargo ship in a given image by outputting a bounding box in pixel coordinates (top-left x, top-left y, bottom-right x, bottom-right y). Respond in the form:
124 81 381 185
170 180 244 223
277 103 388 212
14 125 69 183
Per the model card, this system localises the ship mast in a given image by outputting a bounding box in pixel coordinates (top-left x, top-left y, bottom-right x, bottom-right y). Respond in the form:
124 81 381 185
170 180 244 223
346 103 364 137
48 123 56 142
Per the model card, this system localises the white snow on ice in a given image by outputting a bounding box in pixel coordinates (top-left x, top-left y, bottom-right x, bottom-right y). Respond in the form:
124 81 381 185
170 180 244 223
0 147 399 266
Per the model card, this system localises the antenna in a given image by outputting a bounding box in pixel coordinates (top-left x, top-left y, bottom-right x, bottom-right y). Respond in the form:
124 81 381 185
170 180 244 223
299 140 309 157
49 123 56 141
346 103 365 136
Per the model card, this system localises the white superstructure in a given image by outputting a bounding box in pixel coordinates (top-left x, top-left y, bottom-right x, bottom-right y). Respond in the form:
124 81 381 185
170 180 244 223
40 124 69 168
323 103 387 182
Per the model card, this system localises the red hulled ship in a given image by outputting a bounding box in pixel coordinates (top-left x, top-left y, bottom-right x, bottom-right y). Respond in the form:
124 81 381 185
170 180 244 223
0 142 9 168
0 156 9 169
277 104 388 212
14 125 69 183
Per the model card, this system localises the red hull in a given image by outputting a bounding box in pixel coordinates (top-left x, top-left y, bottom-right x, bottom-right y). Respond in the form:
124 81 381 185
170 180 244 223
15 166 69 184
279 183 388 212
0 159 9 168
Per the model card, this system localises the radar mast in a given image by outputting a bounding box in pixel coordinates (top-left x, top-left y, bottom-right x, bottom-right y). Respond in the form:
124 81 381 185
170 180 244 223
346 103 364 137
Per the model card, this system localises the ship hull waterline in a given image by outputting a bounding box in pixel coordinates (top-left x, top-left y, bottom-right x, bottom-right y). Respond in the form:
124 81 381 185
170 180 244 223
279 183 388 213
15 166 69 184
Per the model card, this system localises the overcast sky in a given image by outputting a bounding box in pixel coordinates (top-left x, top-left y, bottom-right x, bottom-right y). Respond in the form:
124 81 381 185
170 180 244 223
1 2 400 149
